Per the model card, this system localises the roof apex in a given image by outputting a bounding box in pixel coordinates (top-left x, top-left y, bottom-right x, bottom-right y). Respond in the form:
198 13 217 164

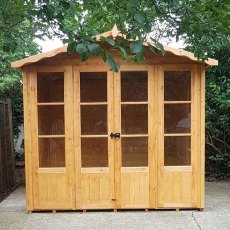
11 26 218 68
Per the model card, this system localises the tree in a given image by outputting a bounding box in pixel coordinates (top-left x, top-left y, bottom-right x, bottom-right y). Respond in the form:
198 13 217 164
0 0 40 136
205 45 230 179
28 0 230 71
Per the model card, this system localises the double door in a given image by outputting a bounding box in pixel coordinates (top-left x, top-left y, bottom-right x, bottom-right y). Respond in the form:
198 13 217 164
75 66 152 209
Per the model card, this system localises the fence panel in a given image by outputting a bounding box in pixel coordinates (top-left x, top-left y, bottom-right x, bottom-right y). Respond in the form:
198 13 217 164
0 99 15 200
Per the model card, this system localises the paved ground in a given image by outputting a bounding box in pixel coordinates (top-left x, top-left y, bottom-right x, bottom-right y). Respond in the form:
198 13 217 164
0 182 229 230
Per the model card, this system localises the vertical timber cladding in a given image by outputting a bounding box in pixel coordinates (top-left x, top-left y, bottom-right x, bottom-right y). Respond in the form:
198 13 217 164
157 64 202 209
24 63 204 211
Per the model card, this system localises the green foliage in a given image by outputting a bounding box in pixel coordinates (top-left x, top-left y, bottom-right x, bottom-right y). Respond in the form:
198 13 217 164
29 0 230 71
0 75 23 136
0 0 40 137
205 45 230 179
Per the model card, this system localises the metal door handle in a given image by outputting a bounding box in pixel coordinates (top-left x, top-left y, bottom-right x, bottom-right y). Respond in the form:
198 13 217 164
110 132 120 139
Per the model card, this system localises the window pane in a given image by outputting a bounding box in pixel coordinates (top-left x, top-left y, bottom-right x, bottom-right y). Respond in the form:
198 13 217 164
164 136 191 166
80 72 107 102
81 105 107 135
81 138 108 167
37 72 64 102
39 138 65 167
121 71 147 102
121 105 148 134
38 105 64 135
164 71 191 101
164 104 191 133
122 137 148 167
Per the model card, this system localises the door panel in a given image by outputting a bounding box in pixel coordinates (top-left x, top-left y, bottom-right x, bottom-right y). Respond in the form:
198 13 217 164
120 170 149 208
81 169 110 209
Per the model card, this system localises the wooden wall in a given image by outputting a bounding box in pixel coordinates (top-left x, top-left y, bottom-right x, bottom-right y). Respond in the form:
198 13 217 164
22 55 205 211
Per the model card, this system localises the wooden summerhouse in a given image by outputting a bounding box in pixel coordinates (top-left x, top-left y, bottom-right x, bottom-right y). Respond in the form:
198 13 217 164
11 27 217 212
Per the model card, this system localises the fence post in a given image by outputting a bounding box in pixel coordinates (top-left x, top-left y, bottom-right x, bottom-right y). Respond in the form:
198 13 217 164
7 98 15 188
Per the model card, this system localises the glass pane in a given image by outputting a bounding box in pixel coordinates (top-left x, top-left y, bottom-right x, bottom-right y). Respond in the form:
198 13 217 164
81 138 108 167
121 105 148 134
81 105 107 135
122 137 148 167
37 72 64 102
39 138 65 167
164 71 191 101
164 104 191 133
164 136 191 166
80 72 107 102
38 105 64 135
121 71 147 102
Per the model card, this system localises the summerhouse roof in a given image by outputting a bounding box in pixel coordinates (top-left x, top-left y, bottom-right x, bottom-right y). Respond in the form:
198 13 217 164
11 25 218 68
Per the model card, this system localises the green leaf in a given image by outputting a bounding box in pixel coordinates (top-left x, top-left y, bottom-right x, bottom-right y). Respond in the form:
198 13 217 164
81 52 89 62
88 30 100 36
76 44 88 55
105 38 115 46
108 55 120 72
147 43 159 54
60 1 70 10
67 42 76 54
87 43 100 55
143 23 152 33
134 12 145 24
69 1 76 10
136 48 144 64
130 41 143 53
100 49 107 62
155 41 165 55
56 12 64 21
100 36 115 46
118 46 128 59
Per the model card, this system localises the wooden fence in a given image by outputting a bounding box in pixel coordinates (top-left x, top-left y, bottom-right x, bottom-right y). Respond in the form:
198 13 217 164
0 99 15 200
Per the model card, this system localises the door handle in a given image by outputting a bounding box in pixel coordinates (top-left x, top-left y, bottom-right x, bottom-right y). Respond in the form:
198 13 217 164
110 132 120 139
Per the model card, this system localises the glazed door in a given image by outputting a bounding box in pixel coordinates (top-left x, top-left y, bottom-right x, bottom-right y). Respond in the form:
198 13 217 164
75 66 154 209
74 67 115 209
113 67 152 209
157 65 198 208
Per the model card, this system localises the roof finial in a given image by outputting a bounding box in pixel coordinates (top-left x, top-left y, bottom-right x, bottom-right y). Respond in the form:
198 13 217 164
112 24 120 37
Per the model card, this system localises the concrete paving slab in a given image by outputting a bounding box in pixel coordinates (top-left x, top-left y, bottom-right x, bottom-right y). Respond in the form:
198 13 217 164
0 182 229 230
